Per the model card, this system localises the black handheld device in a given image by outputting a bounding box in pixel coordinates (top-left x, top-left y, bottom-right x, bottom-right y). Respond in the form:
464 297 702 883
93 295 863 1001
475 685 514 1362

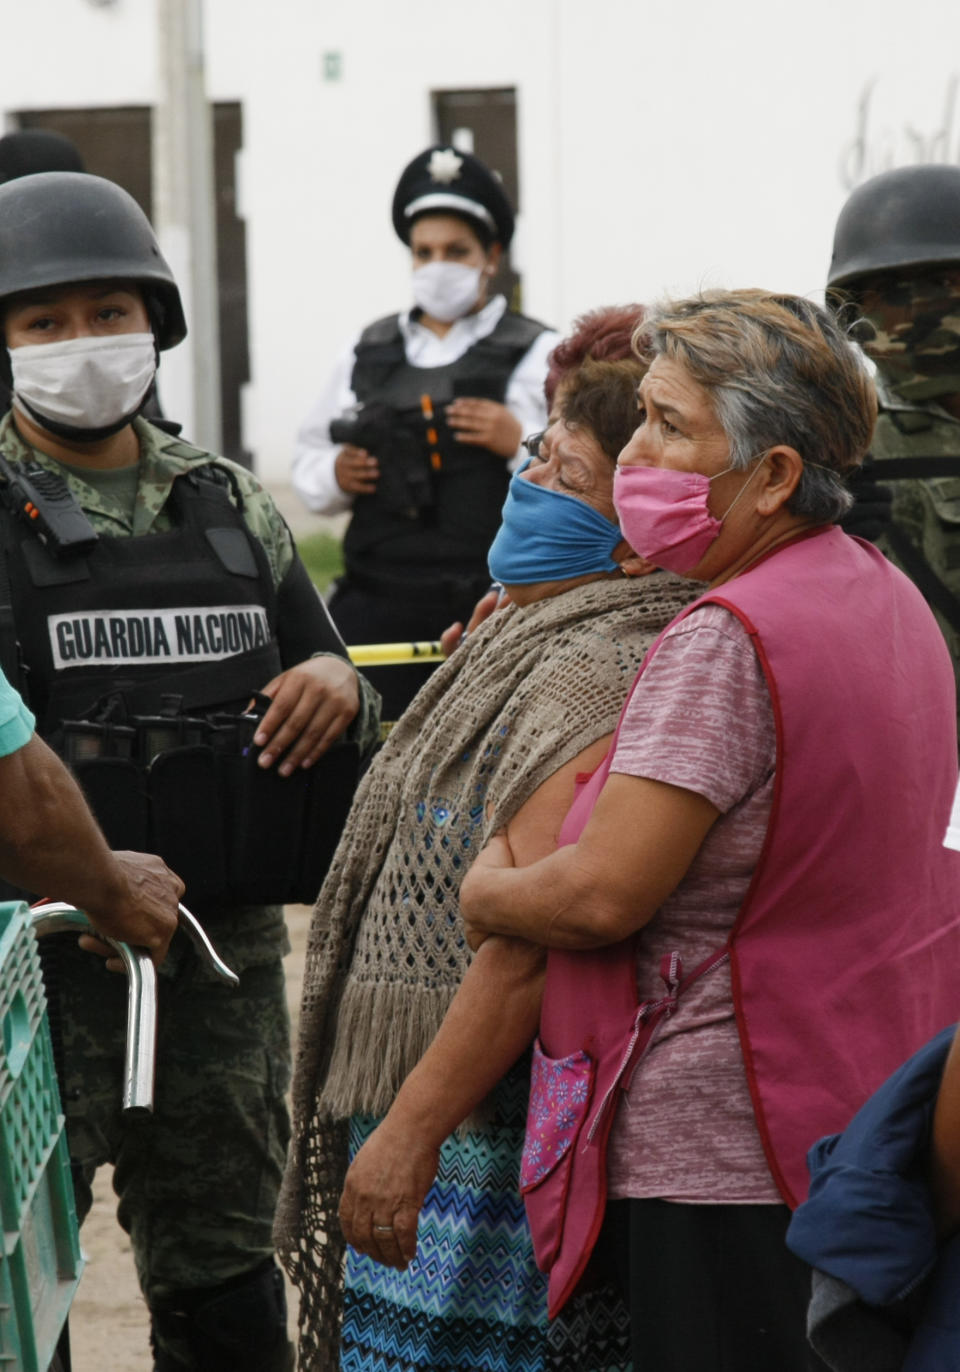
0 453 99 556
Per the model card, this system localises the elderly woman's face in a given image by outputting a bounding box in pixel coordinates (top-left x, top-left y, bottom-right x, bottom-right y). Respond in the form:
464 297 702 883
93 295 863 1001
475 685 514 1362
619 356 730 476
521 419 616 522
617 355 773 564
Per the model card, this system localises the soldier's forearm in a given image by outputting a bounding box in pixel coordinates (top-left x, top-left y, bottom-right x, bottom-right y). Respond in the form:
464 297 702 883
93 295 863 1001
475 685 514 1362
0 733 128 909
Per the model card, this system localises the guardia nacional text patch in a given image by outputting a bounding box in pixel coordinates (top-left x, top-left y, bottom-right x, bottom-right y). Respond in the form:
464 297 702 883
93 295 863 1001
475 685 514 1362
49 604 270 668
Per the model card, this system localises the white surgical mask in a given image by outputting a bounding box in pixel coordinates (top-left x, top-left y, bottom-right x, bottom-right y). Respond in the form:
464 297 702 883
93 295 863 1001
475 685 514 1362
411 262 485 323
11 331 157 440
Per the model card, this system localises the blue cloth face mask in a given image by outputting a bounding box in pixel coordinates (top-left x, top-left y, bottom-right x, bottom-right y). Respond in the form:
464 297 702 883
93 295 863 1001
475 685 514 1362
487 461 623 585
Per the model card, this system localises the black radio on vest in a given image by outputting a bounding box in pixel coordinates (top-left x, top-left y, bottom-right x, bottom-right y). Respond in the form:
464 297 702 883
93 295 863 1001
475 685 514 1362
0 452 98 555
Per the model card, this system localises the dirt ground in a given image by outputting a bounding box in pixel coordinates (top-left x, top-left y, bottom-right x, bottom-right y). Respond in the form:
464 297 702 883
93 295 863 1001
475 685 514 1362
67 903 311 1371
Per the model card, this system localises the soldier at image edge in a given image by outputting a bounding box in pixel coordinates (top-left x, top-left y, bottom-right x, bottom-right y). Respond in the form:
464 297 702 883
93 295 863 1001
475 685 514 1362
830 163 960 718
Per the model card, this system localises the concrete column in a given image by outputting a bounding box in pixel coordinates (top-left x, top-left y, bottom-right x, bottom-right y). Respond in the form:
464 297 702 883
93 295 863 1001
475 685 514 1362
152 0 222 452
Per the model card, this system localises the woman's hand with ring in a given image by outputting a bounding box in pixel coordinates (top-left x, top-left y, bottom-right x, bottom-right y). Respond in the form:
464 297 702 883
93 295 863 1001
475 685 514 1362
338 1118 440 1270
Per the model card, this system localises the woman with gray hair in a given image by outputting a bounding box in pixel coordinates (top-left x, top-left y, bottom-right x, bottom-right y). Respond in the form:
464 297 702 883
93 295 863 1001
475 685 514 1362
461 289 960 1372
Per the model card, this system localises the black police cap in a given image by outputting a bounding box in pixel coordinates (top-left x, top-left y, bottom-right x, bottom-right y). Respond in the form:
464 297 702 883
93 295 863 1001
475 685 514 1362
392 145 515 248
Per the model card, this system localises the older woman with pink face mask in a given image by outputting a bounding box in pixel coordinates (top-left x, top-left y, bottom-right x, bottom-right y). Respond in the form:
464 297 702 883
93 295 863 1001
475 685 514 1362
461 289 960 1372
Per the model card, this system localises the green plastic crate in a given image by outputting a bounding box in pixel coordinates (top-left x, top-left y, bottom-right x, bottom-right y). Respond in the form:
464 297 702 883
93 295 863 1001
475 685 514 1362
0 901 83 1372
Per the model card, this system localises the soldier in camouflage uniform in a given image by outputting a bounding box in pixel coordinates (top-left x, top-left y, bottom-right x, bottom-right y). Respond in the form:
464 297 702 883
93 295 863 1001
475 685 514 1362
0 171 380 1370
829 164 960 704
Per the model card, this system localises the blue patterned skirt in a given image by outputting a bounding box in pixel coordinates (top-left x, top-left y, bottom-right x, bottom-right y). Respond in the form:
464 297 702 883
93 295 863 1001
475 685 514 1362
340 1069 631 1372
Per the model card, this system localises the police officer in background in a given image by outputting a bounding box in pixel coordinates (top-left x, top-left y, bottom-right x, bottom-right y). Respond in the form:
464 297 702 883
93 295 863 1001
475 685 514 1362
0 171 379 1371
293 145 560 717
829 164 960 705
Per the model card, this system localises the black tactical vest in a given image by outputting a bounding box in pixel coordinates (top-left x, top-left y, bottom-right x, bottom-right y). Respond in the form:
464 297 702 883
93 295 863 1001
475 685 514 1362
0 467 281 735
343 309 547 585
0 466 356 910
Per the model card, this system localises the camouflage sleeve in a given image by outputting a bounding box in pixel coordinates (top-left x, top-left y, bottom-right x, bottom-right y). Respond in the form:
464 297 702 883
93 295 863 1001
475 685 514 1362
344 668 382 760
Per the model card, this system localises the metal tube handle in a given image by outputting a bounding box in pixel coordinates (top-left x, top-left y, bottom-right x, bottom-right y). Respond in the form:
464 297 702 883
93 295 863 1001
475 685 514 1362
29 901 239 1114
30 903 157 1113
177 903 240 987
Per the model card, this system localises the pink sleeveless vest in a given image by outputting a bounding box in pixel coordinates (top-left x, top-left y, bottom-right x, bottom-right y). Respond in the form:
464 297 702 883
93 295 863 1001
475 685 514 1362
520 527 960 1318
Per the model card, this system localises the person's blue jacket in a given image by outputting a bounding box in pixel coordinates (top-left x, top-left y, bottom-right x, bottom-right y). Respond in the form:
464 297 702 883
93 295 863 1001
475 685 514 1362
787 1023 960 1372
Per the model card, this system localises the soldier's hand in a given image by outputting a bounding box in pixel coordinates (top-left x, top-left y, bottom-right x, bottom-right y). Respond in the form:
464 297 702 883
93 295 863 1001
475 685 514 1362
78 850 183 970
335 445 379 494
445 399 522 457
254 656 359 774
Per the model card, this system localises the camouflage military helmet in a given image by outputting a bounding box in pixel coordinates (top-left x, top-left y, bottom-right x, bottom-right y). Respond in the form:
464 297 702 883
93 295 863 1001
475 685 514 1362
828 164 960 291
0 172 186 349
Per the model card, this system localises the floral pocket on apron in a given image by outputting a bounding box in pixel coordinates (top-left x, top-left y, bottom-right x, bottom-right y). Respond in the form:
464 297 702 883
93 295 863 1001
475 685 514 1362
519 1039 596 1270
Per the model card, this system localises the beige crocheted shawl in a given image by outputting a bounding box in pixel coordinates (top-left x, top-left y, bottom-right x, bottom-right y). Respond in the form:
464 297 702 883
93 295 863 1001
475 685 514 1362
275 572 695 1369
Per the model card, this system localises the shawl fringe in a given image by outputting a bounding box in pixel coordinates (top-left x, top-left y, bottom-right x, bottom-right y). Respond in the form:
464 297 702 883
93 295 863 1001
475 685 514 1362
320 980 458 1120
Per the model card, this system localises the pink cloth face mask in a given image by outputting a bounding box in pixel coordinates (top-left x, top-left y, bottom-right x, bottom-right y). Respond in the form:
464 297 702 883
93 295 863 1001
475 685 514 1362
613 459 766 575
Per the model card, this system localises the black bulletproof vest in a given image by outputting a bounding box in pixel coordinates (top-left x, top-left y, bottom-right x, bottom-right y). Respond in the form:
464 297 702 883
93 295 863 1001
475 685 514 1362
343 309 547 583
0 467 281 736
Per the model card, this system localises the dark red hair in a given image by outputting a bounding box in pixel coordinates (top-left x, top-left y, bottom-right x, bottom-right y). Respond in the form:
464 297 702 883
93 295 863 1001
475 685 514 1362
544 304 648 407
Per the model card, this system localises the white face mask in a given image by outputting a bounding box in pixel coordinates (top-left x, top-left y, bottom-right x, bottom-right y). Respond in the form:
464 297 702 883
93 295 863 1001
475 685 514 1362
10 332 157 439
411 262 485 323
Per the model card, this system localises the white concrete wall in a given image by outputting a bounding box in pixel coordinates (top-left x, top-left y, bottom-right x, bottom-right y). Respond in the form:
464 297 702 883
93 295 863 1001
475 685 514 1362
5 0 960 482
